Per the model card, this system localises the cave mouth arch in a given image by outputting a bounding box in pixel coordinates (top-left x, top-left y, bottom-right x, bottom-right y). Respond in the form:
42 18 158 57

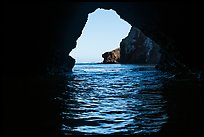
70 8 131 63
69 8 161 67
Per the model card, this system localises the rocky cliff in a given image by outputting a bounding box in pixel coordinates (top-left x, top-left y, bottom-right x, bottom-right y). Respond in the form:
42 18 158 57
102 27 161 65
120 27 161 64
102 48 120 64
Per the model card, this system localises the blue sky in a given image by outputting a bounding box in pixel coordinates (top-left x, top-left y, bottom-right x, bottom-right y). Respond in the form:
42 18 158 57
70 8 131 63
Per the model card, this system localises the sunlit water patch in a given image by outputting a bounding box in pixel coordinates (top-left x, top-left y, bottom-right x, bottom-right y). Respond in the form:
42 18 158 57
56 64 171 135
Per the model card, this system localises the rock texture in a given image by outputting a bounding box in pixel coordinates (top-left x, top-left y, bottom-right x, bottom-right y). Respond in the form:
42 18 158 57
120 27 161 64
102 27 161 65
102 48 120 64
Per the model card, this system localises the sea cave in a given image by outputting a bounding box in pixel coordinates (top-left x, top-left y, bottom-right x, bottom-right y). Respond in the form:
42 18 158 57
3 1 203 136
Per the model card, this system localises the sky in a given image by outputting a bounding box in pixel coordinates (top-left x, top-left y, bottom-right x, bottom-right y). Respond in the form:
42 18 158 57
70 8 131 63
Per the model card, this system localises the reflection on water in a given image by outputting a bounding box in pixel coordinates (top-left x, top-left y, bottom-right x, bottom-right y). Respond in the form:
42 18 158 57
55 64 172 135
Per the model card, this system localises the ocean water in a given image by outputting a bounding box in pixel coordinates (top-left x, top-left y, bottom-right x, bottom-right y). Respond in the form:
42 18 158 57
55 63 173 135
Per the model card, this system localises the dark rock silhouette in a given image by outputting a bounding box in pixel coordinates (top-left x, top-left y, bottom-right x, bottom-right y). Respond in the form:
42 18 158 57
120 27 161 64
102 48 120 64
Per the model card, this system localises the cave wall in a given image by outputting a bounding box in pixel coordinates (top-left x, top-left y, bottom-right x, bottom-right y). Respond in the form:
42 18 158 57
3 2 203 76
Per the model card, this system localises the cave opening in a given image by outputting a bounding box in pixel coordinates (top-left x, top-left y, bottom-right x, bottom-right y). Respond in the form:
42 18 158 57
70 8 161 66
70 8 131 63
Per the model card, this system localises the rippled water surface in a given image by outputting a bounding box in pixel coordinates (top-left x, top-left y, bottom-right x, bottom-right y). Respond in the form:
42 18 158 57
56 64 172 135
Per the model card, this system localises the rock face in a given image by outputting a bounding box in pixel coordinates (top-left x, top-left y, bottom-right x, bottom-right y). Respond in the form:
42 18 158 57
102 27 161 65
102 48 120 64
120 27 161 64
